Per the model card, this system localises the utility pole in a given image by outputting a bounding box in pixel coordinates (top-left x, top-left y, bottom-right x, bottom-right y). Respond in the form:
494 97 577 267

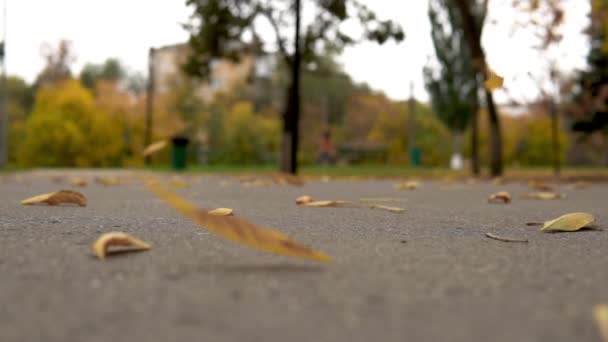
144 47 155 165
407 81 417 166
0 0 7 168
280 0 301 174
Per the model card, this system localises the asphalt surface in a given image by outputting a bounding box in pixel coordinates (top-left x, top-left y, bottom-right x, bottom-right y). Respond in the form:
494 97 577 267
1 170 607 342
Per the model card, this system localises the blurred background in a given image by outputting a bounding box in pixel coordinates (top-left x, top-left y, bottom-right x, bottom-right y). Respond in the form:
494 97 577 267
0 0 605 176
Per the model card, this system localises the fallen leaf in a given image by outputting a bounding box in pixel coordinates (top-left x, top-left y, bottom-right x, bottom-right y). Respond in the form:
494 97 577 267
485 232 528 243
142 140 168 157
594 304 608 342
321 175 331 183
488 191 511 203
21 190 87 207
95 177 121 186
540 212 595 232
395 181 419 190
70 178 87 187
569 181 591 189
369 204 405 213
92 232 151 259
303 200 351 207
272 172 305 186
296 195 314 205
528 180 554 191
521 192 563 200
169 180 190 188
492 177 506 185
146 182 331 262
484 68 504 91
359 197 404 203
208 208 234 216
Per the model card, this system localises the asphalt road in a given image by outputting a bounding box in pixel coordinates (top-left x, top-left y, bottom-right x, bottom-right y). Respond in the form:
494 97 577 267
1 170 607 342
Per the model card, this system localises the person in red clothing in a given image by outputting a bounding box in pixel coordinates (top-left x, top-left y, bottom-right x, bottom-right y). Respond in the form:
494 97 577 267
318 130 336 165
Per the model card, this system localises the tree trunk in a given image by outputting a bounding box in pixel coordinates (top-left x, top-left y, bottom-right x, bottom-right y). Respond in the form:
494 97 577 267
484 89 502 176
548 100 560 176
471 108 480 175
279 0 302 174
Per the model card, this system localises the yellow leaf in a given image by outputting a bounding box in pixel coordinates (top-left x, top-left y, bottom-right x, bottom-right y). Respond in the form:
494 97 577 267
488 191 511 203
521 192 563 200
70 178 87 187
169 180 191 188
594 304 608 342
395 181 419 190
369 204 405 213
208 208 234 216
303 200 351 207
540 212 595 232
484 68 504 91
95 176 121 186
92 232 151 259
142 140 168 157
295 195 314 205
272 172 305 186
146 181 331 262
528 180 554 191
21 190 87 207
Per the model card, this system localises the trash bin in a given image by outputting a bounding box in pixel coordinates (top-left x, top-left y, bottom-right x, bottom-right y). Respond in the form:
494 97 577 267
409 147 421 167
171 136 190 171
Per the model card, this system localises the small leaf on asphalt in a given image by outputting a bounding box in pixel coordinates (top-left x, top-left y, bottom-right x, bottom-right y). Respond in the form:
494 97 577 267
369 204 405 213
540 212 595 232
146 181 332 262
93 232 151 259
488 191 511 203
142 140 168 157
484 68 504 91
208 208 234 216
303 200 351 207
272 172 305 186
95 177 121 186
296 195 314 205
169 180 190 188
521 192 563 200
395 181 419 190
528 180 554 191
569 181 591 189
594 304 608 342
492 177 506 185
70 178 87 187
21 190 87 207
485 232 528 243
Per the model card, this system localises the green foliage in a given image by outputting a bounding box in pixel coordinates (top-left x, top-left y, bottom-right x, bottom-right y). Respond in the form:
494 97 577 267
424 0 478 134
182 0 404 80
80 58 126 90
19 79 124 167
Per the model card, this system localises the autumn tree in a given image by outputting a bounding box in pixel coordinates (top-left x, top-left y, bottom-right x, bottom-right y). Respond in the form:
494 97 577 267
424 0 480 173
451 0 503 176
182 0 404 174
35 40 75 86
79 58 126 90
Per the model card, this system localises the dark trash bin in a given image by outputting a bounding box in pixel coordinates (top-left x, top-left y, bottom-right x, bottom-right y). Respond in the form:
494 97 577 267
171 136 190 171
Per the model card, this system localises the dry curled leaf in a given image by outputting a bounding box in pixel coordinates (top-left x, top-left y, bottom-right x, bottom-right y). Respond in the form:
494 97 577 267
208 208 234 216
92 232 151 259
296 195 314 205
485 232 528 243
21 190 87 207
169 180 190 188
369 204 405 213
146 182 331 262
540 212 595 232
272 172 304 186
594 304 608 342
488 191 511 203
95 176 121 186
303 200 351 207
70 178 87 187
484 68 504 91
569 181 591 189
528 180 554 191
395 181 419 190
142 140 168 157
521 192 563 200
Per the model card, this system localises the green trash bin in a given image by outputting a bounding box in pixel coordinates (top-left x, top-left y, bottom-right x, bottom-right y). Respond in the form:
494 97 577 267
171 136 190 171
409 147 421 167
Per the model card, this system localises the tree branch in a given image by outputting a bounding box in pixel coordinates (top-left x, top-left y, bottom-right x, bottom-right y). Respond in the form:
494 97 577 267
261 7 292 67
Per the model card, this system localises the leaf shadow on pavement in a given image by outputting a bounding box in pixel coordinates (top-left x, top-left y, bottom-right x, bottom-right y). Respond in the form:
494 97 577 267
196 263 326 274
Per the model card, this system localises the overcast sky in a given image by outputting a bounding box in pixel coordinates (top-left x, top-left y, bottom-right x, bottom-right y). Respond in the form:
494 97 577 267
2 0 591 102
